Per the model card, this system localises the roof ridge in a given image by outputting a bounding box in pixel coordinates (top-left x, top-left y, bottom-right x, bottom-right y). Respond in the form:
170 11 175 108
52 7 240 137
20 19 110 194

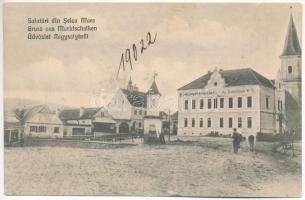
248 68 262 85
249 68 274 88
177 72 211 90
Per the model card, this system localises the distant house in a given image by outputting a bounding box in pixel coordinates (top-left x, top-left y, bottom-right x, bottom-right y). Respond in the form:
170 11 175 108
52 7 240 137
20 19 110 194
59 107 115 137
4 115 23 146
24 106 64 138
92 108 116 137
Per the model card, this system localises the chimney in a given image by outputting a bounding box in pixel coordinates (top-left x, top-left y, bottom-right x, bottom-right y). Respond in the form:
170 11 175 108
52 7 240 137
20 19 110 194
80 107 85 118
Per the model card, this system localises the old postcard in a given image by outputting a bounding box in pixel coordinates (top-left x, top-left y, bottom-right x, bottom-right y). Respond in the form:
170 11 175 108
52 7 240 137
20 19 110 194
3 2 302 197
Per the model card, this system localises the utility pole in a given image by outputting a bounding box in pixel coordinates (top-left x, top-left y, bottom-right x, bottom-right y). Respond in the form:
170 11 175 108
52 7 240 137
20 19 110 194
168 110 171 143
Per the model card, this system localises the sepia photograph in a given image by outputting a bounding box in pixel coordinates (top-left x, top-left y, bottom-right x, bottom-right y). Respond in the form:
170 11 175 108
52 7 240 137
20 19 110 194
3 2 302 197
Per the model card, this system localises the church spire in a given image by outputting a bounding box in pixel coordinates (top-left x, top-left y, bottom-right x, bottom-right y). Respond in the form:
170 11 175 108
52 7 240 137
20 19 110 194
127 76 133 91
147 73 161 95
281 9 301 57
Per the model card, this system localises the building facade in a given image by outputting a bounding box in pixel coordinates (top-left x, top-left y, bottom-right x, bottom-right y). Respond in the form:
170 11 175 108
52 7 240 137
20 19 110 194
107 78 147 134
177 68 276 137
177 13 301 137
24 106 64 138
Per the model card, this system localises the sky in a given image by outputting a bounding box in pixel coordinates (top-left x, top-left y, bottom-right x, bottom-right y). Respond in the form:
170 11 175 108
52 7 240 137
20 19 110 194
4 3 302 111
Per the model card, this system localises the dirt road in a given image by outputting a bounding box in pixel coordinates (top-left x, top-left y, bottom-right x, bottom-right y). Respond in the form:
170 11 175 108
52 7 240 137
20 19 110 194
4 137 301 197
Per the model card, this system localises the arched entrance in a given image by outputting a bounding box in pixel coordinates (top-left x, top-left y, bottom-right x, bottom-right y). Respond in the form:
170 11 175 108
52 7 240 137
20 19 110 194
119 122 130 133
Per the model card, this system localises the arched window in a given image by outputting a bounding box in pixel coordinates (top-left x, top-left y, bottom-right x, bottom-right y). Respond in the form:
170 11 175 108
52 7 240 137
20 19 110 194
288 66 292 74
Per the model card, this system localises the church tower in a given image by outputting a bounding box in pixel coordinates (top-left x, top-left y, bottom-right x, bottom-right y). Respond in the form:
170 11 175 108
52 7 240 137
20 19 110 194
280 11 302 105
146 75 161 116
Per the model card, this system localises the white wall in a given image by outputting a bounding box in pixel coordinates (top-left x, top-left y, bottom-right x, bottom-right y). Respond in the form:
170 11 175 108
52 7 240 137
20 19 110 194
177 85 264 137
24 122 64 138
107 90 132 120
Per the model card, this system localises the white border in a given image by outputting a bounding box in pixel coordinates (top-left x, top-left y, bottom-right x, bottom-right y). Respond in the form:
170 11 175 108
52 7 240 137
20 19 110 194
0 1 304 200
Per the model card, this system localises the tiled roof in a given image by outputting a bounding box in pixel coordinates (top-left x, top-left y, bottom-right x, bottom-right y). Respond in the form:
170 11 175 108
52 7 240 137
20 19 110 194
281 15 301 57
80 108 101 119
178 68 275 90
59 107 101 120
59 109 80 120
121 89 147 108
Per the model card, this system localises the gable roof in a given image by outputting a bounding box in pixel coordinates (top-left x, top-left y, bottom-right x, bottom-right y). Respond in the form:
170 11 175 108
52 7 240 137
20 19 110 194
178 68 275 91
171 111 178 121
121 89 147 108
80 108 101 119
26 112 63 125
281 15 301 57
147 80 161 95
59 107 101 121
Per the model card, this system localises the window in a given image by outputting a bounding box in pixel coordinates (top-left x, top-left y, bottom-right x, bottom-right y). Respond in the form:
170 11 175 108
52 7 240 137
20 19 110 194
30 126 46 133
238 117 242 128
192 118 195 127
144 111 147 116
54 127 60 133
220 98 224 108
30 126 36 132
228 118 233 128
288 66 292 73
200 118 203 127
266 96 269 109
200 99 204 109
228 97 233 108
139 110 142 115
185 100 188 110
192 100 196 109
208 99 212 109
139 122 142 128
278 100 283 111
184 118 188 127
207 118 211 128
247 117 252 128
220 118 224 128
134 110 137 115
247 96 252 108
101 112 105 117
214 98 218 108
40 126 46 132
214 82 217 86
238 97 242 108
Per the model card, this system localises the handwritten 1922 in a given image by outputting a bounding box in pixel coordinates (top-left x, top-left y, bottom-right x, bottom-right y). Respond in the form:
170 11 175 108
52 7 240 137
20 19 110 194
116 32 157 78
